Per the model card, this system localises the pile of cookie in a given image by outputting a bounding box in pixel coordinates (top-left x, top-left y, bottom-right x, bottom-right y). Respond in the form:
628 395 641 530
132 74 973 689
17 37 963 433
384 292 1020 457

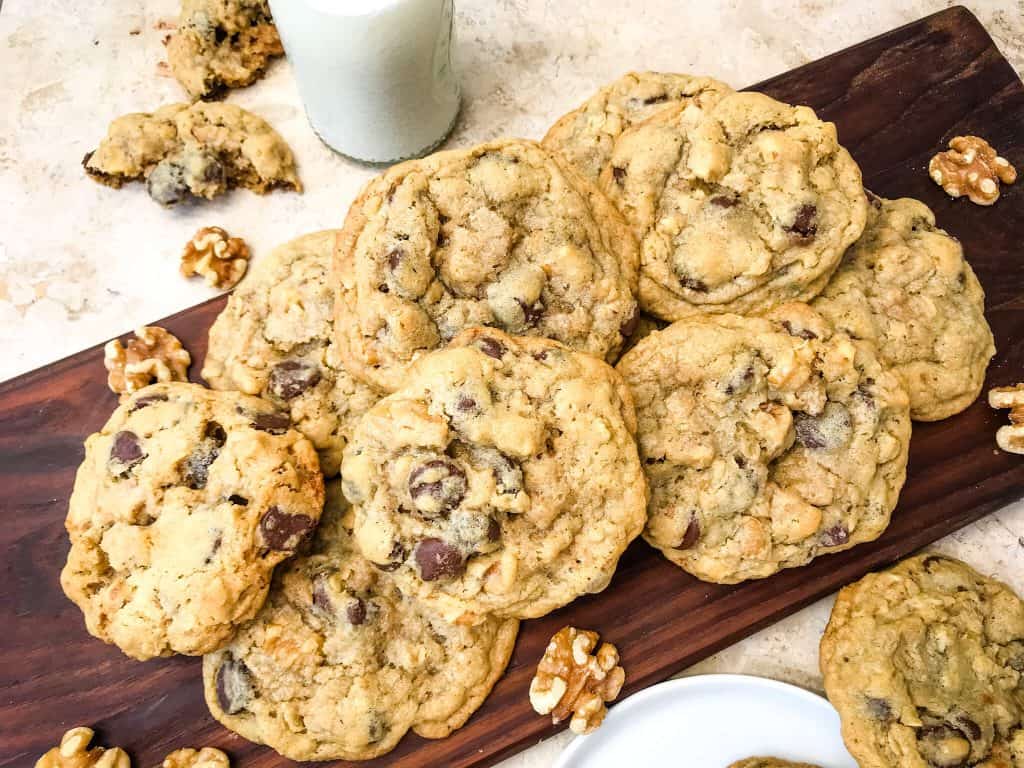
57 14 1024 765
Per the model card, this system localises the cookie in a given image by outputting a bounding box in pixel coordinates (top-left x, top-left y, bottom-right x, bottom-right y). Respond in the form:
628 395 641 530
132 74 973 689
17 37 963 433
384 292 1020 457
203 482 518 762
167 0 283 101
83 102 300 206
61 382 324 660
820 554 1024 768
616 302 910 584
600 91 867 321
203 231 380 477
542 71 733 183
811 196 995 421
727 760 821 768
341 327 647 620
333 138 639 392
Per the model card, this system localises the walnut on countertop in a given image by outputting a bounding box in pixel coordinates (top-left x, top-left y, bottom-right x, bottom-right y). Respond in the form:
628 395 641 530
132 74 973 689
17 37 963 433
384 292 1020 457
180 226 250 290
104 326 191 399
929 135 1017 205
34 726 130 768
988 383 1024 454
529 626 625 735
162 747 230 768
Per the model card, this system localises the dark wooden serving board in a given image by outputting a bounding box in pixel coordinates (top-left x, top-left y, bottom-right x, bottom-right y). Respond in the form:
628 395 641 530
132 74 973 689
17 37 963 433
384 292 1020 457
3 6 1024 767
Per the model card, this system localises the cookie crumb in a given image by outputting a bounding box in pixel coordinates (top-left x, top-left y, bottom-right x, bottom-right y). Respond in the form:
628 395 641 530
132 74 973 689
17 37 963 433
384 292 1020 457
104 326 191 400
929 136 1016 205
181 227 250 290
35 726 130 768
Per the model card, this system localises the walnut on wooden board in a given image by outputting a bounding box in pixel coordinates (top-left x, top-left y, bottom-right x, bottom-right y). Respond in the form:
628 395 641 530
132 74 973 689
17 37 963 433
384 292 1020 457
988 383 1024 454
34 727 130 768
104 326 191 400
161 747 230 768
180 226 250 290
529 626 625 734
929 135 1017 205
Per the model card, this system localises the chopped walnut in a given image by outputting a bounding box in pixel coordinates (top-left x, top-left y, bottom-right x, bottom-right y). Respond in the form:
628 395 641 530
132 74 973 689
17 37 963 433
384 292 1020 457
35 726 130 768
162 747 230 768
989 383 1024 454
529 626 625 735
104 326 191 399
180 227 250 290
929 136 1017 205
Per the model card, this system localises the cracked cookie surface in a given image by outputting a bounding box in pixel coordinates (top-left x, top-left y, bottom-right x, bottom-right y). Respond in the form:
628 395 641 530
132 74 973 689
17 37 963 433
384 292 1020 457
542 71 733 183
811 196 994 421
600 91 867 321
821 554 1024 768
616 302 910 584
203 483 518 762
61 382 324 660
203 231 381 477
341 327 647 621
333 138 639 392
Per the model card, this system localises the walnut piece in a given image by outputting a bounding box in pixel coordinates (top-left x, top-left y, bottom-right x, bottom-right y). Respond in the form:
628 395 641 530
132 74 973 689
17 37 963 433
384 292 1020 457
529 626 625 734
929 135 1017 205
989 383 1024 454
162 747 230 768
34 726 130 768
180 226 250 290
104 326 191 399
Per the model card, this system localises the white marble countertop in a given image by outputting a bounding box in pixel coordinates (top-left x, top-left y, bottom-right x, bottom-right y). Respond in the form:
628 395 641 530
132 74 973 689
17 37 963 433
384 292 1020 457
1 2 1022 767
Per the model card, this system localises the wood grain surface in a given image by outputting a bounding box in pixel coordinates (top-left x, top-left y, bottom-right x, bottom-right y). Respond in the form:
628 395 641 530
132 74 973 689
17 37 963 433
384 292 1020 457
3 6 1024 767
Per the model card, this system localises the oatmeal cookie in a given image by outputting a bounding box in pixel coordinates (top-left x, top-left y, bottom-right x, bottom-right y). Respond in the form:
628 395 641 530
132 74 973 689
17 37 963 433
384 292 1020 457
812 196 995 421
61 382 324 660
542 71 733 182
203 231 380 477
333 138 639 392
601 91 867 320
341 327 647 621
820 554 1024 768
616 302 910 584
727 760 821 768
203 482 518 762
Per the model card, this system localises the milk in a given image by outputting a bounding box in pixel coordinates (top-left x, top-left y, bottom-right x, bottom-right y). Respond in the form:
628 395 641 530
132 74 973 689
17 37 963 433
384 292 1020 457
269 0 460 163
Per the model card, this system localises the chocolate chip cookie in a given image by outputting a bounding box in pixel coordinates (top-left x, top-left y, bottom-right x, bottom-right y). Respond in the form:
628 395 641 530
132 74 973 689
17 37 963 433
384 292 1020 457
167 0 283 101
203 482 518 761
727 760 821 768
61 382 324 660
601 91 867 321
203 231 380 477
811 196 995 422
616 302 910 584
333 138 639 392
821 554 1024 768
341 327 647 621
83 102 300 206
542 71 733 183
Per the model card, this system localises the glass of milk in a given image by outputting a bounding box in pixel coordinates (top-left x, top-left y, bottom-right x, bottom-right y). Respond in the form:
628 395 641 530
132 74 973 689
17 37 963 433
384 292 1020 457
269 0 460 164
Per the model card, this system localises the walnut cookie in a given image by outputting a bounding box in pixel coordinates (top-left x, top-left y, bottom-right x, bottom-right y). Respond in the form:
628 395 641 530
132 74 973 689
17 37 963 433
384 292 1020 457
203 483 518 762
616 302 910 584
601 91 867 321
820 554 1024 768
333 138 640 393
542 71 733 183
341 328 648 621
203 231 380 477
61 382 324 660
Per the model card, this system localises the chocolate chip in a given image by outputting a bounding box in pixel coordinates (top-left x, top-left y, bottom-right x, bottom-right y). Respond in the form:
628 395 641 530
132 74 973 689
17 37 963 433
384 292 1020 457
866 697 894 721
228 494 248 506
312 574 333 616
612 166 626 184
408 458 467 518
414 538 465 581
645 456 666 465
675 516 701 549
268 360 322 400
619 306 640 338
517 297 545 327
820 524 849 547
130 393 168 412
216 656 254 715
378 283 389 293
110 430 144 468
680 276 708 292
455 395 478 413
643 94 668 105
709 196 737 208
794 403 852 451
346 598 367 625
250 412 291 434
386 247 403 270
532 350 549 362
780 319 817 340
259 506 316 550
476 337 505 359
786 204 818 240
487 517 501 541
205 533 223 565
723 365 754 395
183 421 226 489
922 554 951 571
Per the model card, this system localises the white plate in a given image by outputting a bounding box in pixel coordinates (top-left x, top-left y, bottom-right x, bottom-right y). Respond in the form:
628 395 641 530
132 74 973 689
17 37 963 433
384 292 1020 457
554 674 856 768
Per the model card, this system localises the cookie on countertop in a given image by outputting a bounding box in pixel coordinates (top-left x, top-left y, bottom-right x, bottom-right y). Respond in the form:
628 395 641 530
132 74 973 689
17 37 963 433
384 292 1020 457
820 554 1024 768
601 91 867 321
167 0 283 101
616 302 910 584
811 196 995 422
83 101 300 206
203 482 518 762
333 138 639 392
727 760 821 768
341 327 648 621
61 382 324 660
542 71 733 183
203 230 381 477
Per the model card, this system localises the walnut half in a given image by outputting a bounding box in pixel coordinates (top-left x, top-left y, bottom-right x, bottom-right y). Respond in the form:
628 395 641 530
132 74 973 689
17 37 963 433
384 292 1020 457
34 726 130 768
180 226 250 290
989 383 1024 454
929 135 1017 206
529 626 625 735
162 747 230 768
104 326 191 400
